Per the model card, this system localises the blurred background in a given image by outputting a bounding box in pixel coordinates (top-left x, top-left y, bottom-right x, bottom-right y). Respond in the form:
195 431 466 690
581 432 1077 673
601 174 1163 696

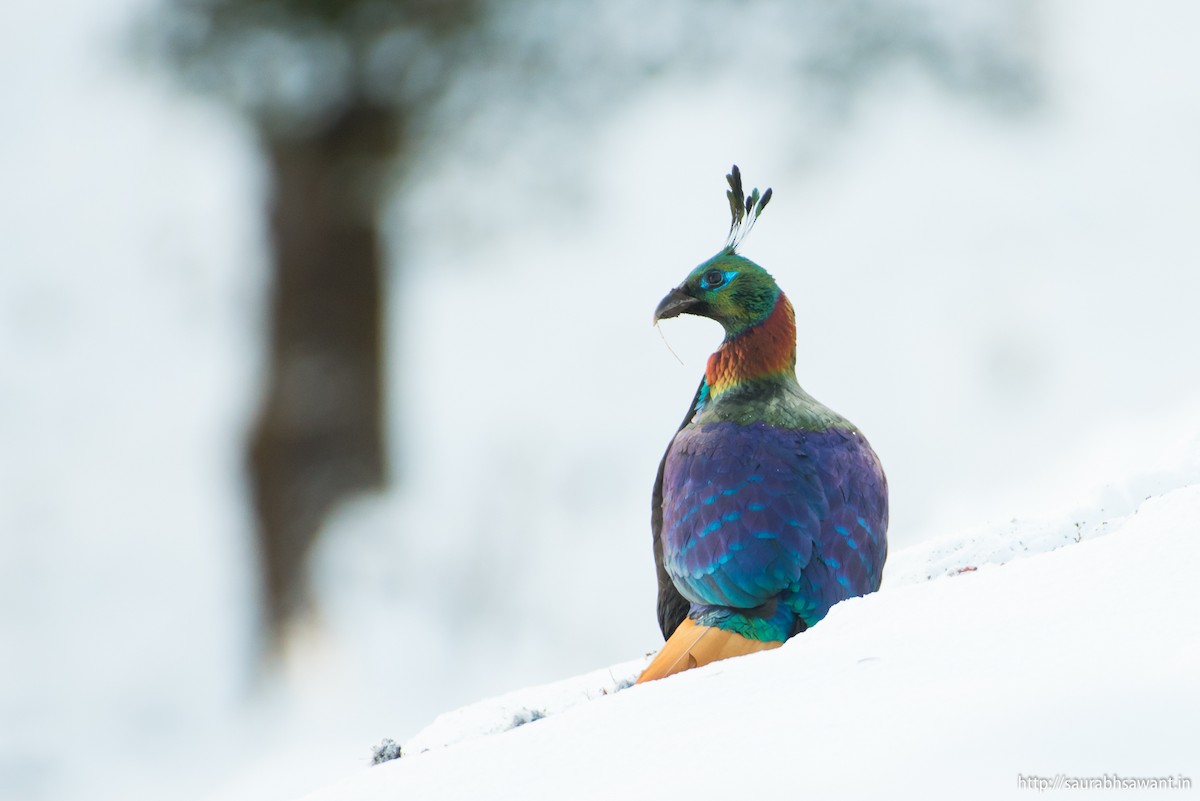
2 0 1198 799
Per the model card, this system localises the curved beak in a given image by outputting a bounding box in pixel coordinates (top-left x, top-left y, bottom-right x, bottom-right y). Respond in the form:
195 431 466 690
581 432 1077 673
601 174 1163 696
653 287 700 323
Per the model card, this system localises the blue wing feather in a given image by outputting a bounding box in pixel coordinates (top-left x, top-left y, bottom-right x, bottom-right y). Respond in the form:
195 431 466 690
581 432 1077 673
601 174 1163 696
661 420 887 639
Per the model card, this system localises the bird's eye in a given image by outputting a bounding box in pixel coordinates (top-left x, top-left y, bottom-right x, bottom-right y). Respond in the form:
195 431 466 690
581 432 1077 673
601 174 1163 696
701 269 726 289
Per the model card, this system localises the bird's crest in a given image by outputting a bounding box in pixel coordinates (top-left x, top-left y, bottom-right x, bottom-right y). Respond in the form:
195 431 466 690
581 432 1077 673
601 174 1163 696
724 165 773 252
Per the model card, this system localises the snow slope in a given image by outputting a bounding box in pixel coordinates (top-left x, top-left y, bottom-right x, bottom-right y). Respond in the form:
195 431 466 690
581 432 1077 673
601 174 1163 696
299 483 1200 800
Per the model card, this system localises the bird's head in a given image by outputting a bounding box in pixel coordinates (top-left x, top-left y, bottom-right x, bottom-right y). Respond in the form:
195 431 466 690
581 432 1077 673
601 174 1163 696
653 249 782 338
654 165 780 339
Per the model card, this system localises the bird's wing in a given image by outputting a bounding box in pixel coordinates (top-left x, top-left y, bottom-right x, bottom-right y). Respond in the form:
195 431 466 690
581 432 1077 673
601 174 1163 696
652 378 707 639
662 423 885 621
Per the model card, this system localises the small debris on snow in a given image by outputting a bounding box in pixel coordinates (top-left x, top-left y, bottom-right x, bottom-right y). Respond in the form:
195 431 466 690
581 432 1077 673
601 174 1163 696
510 708 545 728
400 658 647 755
370 738 403 765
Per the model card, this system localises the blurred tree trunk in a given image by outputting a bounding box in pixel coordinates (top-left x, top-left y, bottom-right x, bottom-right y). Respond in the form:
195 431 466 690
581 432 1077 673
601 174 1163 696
249 101 398 641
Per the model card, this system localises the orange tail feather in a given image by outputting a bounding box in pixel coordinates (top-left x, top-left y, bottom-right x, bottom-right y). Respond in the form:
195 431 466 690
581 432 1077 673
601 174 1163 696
636 618 783 684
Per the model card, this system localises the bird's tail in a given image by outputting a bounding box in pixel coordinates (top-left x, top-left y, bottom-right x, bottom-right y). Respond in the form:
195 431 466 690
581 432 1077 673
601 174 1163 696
636 618 782 684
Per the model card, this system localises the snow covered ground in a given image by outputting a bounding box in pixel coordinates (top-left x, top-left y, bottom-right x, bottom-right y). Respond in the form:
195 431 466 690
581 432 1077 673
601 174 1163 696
301 477 1200 800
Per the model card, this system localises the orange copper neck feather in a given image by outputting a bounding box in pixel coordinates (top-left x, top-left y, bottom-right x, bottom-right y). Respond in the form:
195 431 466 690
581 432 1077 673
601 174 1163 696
705 293 797 399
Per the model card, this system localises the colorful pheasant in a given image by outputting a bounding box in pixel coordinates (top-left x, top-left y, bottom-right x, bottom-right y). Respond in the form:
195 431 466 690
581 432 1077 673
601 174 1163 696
639 166 888 683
